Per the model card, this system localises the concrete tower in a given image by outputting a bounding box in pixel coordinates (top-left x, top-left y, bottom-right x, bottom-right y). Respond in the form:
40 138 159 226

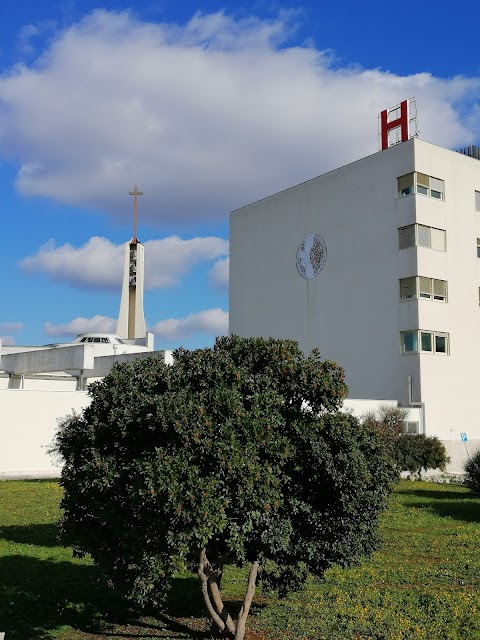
117 186 147 340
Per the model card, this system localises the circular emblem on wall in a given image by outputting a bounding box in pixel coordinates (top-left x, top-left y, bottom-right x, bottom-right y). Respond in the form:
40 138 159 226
296 234 327 279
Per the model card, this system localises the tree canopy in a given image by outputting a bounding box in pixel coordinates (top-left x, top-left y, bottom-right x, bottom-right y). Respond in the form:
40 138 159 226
56 336 396 639
395 434 450 479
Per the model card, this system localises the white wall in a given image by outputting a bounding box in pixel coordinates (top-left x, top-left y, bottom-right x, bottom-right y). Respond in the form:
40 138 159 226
0 383 474 478
0 389 90 478
230 140 419 403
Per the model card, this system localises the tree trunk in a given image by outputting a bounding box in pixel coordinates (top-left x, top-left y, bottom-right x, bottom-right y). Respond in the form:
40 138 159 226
208 573 236 635
235 559 260 640
198 548 230 635
198 548 235 638
198 550 260 640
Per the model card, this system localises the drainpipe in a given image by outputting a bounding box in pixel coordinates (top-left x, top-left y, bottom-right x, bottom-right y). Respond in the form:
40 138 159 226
407 375 426 434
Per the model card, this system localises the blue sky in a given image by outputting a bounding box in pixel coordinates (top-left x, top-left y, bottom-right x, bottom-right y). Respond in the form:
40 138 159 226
1 0 480 349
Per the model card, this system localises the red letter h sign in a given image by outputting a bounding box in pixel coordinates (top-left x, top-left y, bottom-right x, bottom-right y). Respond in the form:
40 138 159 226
380 100 409 150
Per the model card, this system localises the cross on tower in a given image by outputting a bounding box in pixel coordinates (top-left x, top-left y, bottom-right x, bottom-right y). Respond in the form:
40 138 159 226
129 185 144 242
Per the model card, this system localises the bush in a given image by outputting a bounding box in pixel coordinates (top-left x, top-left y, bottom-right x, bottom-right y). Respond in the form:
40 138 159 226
395 434 450 479
361 404 408 458
464 448 480 491
55 335 396 640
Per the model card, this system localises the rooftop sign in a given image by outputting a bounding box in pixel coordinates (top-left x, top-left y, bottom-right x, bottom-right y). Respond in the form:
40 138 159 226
379 98 417 150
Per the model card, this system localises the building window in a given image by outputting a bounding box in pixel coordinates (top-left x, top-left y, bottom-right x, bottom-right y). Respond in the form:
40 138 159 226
398 224 446 252
435 333 448 354
399 277 417 299
419 277 432 299
398 173 414 196
398 225 416 249
401 330 449 354
398 173 445 200
477 239 480 258
475 191 480 211
401 331 418 353
430 176 445 199
399 277 447 302
420 331 433 352
433 279 447 301
401 421 419 435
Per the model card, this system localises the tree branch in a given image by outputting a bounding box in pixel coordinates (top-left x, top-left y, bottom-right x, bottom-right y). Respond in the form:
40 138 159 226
198 548 229 635
235 559 260 640
206 563 236 635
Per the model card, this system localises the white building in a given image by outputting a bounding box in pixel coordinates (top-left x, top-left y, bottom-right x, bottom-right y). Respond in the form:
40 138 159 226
230 135 480 468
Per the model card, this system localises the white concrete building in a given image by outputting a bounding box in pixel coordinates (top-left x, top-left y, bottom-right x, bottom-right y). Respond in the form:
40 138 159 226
230 136 480 467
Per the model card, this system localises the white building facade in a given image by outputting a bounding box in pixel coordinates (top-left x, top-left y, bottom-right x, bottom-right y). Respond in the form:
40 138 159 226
230 138 480 463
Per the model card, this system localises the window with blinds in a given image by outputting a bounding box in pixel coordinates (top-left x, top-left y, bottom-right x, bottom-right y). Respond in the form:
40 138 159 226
419 277 432 299
397 172 445 200
399 277 417 299
430 176 445 199
398 225 416 249
417 172 429 196
398 225 446 252
400 277 447 302
417 225 431 247
433 279 447 301
398 173 414 196
476 191 480 211
431 227 446 251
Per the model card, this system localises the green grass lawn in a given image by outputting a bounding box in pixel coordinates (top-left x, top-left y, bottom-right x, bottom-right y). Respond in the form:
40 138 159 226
1 480 479 640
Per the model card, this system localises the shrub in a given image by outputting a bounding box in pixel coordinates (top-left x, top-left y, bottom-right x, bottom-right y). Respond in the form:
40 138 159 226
464 448 480 491
361 404 408 457
54 335 396 640
395 434 450 479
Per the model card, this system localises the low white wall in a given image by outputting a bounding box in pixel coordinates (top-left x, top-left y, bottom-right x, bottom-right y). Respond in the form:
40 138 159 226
442 440 480 475
0 389 476 478
343 398 401 416
0 389 90 478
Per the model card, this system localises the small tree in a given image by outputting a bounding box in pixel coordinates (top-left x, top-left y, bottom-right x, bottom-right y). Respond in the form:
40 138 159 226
55 336 396 640
464 448 480 491
361 404 408 458
395 434 450 479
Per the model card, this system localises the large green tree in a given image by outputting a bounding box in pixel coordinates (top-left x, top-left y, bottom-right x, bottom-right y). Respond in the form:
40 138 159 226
56 336 395 639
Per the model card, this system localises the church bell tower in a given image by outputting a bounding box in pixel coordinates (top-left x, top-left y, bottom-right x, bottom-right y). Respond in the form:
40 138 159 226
116 186 147 340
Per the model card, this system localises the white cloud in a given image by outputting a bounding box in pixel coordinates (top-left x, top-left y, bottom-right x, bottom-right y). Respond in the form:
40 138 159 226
16 21 57 57
44 308 229 340
146 236 228 289
21 237 123 290
44 315 117 337
0 322 23 334
151 308 228 339
209 257 229 289
1 10 479 227
0 323 23 346
20 235 228 290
